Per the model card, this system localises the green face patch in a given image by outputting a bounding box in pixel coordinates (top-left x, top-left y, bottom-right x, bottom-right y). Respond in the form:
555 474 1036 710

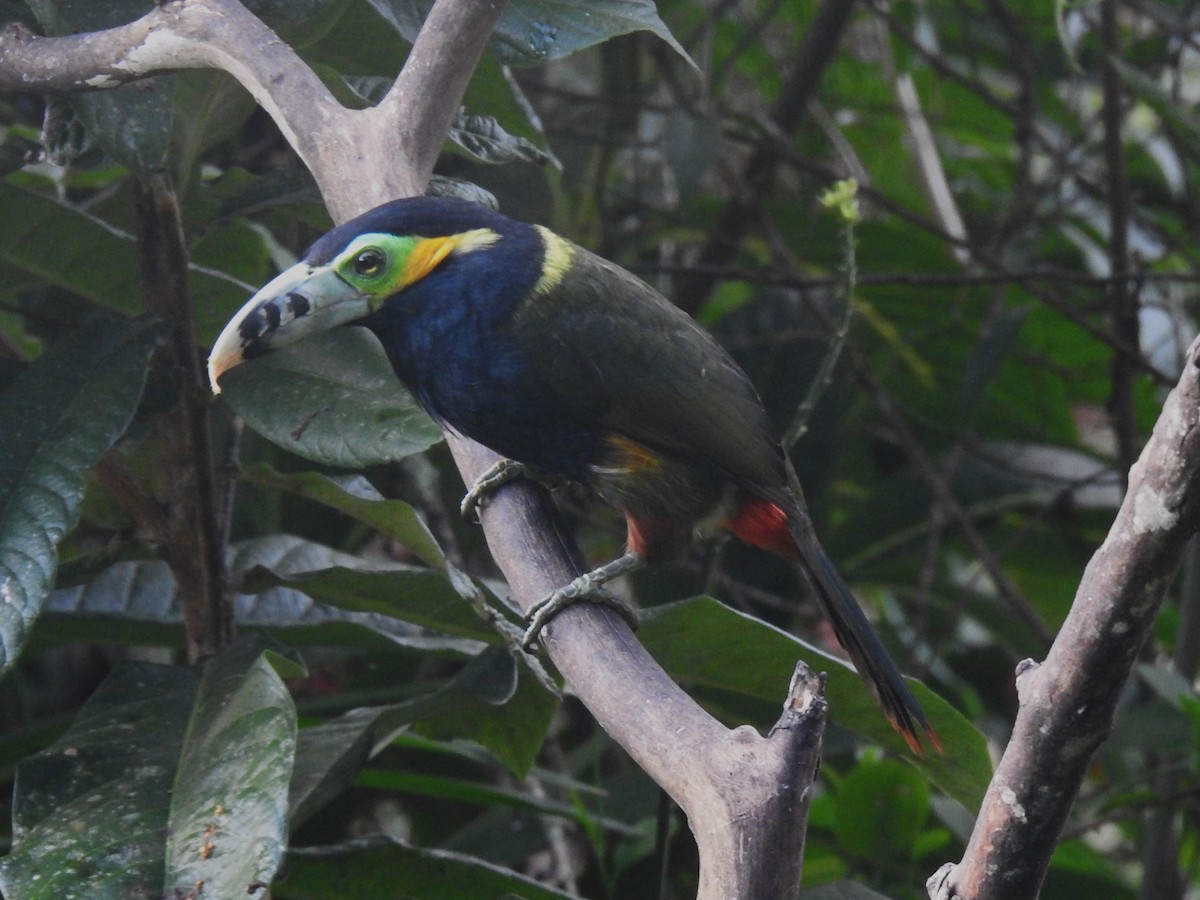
333 229 501 306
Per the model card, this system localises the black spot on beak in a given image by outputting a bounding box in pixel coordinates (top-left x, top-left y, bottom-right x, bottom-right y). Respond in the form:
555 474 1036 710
238 309 266 343
288 292 311 317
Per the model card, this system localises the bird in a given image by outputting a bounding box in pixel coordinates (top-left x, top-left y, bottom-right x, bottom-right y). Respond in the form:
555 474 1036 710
208 196 940 754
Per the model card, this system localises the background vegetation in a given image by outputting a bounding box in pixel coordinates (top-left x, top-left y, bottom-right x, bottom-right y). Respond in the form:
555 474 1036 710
0 0 1198 897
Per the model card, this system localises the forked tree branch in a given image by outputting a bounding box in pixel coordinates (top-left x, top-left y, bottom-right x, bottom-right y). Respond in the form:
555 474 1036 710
931 335 1200 900
447 436 822 897
0 2 824 896
0 0 501 219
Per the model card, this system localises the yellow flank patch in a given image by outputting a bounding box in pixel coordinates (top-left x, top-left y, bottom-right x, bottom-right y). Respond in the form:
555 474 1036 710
533 226 576 295
605 434 663 474
399 228 500 290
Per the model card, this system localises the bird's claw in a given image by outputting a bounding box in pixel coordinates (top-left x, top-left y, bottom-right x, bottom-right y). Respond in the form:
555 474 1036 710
461 458 529 522
520 551 644 651
521 587 639 652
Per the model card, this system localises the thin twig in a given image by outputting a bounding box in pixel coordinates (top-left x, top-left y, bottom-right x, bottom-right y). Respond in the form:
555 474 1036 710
783 180 858 451
1100 1 1140 487
673 0 859 314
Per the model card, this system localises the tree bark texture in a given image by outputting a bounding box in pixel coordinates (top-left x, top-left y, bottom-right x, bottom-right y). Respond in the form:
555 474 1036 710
933 335 1200 899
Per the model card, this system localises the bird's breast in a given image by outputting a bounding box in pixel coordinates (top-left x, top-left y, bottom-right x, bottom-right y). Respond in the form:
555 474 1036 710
366 302 608 478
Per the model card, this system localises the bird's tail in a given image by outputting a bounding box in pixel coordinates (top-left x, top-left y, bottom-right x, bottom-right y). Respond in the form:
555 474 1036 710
726 496 940 755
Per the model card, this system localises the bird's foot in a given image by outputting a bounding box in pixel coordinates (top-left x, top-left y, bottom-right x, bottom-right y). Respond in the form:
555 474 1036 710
460 458 530 522
521 552 643 651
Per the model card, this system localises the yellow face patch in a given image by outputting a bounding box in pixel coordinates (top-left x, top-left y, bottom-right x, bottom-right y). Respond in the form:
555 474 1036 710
399 228 501 290
398 236 458 289
533 226 576 296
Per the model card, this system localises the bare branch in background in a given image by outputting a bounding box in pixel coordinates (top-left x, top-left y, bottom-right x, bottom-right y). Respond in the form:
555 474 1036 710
934 335 1200 900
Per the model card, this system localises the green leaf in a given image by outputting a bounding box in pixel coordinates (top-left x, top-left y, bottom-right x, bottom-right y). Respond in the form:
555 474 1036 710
289 707 384 830
228 535 482 651
242 0 352 48
289 647 557 829
0 180 136 312
800 882 895 900
463 54 553 153
449 111 558 167
493 0 693 67
412 645 559 777
428 175 501 208
0 180 254 321
241 563 499 644
277 836 580 899
218 327 443 468
44 541 484 655
957 305 1030 422
0 639 297 897
833 755 930 859
165 639 299 896
0 316 163 671
638 598 991 811
0 662 198 897
240 463 447 569
1044 838 1137 899
366 0 695 68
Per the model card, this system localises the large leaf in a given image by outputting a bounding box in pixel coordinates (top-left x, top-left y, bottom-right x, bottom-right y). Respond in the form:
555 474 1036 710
239 464 447 569
0 315 163 671
45 537 484 654
290 645 558 829
833 755 931 859
229 534 483 650
410 643 559 777
0 639 297 897
367 0 693 68
277 836 580 899
638 597 992 812
166 639 300 895
800 883 894 900
242 0 352 48
288 707 385 831
0 663 197 897
241 564 498 644
449 111 558 167
219 327 443 468
0 180 256 323
0 180 139 311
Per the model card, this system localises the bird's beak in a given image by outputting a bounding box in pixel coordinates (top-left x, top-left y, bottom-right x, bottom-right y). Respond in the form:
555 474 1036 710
207 262 372 394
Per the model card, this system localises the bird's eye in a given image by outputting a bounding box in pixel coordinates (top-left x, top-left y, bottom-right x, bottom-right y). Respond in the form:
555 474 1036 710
353 248 386 277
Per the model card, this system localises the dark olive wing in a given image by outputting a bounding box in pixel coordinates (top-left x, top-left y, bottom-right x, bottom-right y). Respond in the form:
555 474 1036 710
507 243 788 490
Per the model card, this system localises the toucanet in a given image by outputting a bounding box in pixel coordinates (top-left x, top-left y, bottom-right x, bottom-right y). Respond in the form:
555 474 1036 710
209 196 940 754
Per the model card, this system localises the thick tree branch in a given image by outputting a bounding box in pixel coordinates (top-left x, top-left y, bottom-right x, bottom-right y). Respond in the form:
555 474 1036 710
932 334 1200 900
447 436 820 899
0 0 451 218
0 1 348 187
134 173 230 661
381 0 507 190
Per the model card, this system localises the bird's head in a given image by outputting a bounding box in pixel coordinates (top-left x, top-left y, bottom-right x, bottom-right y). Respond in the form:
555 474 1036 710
207 197 512 393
